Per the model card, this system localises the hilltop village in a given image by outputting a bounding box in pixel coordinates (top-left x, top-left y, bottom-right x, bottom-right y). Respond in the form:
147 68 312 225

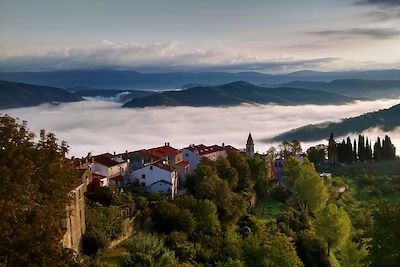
3 114 399 267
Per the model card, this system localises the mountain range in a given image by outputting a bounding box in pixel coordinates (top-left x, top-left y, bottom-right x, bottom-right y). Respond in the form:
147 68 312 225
122 81 355 108
268 103 400 142
70 87 155 103
0 81 82 109
262 79 400 100
1 69 400 89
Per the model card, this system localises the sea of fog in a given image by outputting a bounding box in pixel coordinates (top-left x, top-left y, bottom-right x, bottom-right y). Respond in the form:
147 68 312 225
2 99 400 157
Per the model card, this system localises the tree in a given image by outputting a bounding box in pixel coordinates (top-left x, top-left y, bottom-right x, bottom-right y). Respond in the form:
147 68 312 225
283 157 302 185
306 144 327 165
227 152 252 192
368 202 400 267
328 133 337 164
82 203 124 255
0 115 79 266
278 140 302 159
315 204 351 255
292 159 329 213
215 156 239 190
242 232 303 267
123 233 177 267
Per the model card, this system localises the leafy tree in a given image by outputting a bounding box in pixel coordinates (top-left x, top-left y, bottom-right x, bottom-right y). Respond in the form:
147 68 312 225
165 231 196 262
192 199 221 235
306 144 327 165
283 157 302 185
242 232 303 267
293 159 329 213
339 240 367 267
123 233 177 267
296 230 330 267
82 203 124 255
227 152 252 191
315 204 351 255
368 202 400 267
151 200 196 234
278 140 302 159
247 157 270 197
0 115 79 266
216 156 239 190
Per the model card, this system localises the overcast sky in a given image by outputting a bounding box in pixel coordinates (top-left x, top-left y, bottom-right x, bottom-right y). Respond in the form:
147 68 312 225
0 0 399 73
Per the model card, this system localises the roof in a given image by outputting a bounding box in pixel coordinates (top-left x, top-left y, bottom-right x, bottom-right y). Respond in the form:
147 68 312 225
92 172 107 179
148 145 181 156
175 160 189 167
151 161 175 172
185 144 225 155
93 153 122 167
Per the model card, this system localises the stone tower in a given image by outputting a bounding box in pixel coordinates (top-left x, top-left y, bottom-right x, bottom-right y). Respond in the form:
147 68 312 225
246 132 254 157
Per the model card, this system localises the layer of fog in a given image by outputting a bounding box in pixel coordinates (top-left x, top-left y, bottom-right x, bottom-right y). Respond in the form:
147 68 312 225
2 98 400 157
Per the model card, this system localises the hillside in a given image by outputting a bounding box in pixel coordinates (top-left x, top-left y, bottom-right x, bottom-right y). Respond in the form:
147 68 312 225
71 88 155 103
0 81 82 109
269 103 400 142
262 79 400 99
123 81 355 108
1 69 400 89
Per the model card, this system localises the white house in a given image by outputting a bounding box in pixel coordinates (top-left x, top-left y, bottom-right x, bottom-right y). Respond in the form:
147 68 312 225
183 144 227 174
91 153 128 187
128 160 178 199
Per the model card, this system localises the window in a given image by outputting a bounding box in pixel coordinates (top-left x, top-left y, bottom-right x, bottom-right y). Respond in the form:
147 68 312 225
141 182 145 187
142 174 145 179
150 166 153 170
185 153 189 157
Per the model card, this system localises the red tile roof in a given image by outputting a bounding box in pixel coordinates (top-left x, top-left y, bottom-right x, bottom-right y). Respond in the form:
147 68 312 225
148 145 181 156
175 160 189 167
93 153 121 167
185 144 225 155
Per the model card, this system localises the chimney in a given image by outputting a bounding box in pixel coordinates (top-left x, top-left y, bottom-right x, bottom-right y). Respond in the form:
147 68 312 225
222 143 225 148
165 142 167 146
113 151 116 156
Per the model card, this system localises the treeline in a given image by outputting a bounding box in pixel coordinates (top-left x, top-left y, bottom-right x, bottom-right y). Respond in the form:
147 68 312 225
328 133 396 164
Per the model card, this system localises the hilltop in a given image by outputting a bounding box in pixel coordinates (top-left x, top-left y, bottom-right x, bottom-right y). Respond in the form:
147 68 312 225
123 81 355 108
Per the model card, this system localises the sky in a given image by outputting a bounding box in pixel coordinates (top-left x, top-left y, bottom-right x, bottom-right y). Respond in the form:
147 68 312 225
0 0 399 73
2 98 400 157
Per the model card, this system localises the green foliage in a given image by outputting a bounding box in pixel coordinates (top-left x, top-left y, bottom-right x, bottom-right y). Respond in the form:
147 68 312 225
82 203 124 255
368 202 400 267
306 144 327 165
247 157 270 198
292 159 329 213
283 157 302 185
0 115 79 266
165 231 196 262
151 200 196 234
227 152 252 191
216 156 239 190
242 232 303 267
123 233 177 267
296 230 330 267
338 240 368 267
315 204 351 255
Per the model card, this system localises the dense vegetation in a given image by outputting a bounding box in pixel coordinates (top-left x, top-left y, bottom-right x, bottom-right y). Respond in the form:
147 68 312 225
1 116 399 266
270 103 400 142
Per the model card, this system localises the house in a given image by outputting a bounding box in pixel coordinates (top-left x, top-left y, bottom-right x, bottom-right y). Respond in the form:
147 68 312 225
62 161 92 253
183 144 227 174
128 160 178 199
90 153 128 187
123 143 190 184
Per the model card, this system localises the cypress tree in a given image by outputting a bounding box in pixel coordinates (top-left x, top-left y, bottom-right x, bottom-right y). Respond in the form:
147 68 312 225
328 133 337 164
358 135 366 162
353 139 357 161
373 137 382 161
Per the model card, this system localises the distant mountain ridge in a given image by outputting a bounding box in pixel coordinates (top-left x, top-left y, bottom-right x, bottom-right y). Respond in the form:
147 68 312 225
262 79 400 99
1 69 400 89
71 88 155 103
123 81 355 108
268 103 400 142
0 80 82 109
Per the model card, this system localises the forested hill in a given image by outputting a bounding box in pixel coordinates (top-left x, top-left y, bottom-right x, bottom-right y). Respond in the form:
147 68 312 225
123 81 355 108
0 81 82 109
269 103 400 142
262 79 400 100
71 88 155 103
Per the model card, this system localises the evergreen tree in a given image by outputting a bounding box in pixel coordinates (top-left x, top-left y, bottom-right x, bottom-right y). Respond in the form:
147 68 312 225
373 137 382 161
382 135 396 160
358 135 366 162
353 139 358 161
346 137 353 163
327 133 337 164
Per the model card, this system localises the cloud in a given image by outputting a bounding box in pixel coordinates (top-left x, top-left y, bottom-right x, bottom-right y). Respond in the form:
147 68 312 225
357 0 400 7
310 28 400 39
1 99 399 157
0 40 339 73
